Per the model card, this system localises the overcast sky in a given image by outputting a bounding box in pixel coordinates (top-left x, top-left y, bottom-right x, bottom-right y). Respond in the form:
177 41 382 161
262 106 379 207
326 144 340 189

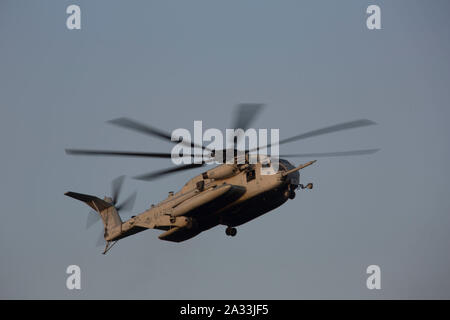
1 0 450 299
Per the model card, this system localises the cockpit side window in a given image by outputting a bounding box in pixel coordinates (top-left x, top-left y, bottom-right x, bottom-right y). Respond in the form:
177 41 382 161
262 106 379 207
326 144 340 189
246 169 256 182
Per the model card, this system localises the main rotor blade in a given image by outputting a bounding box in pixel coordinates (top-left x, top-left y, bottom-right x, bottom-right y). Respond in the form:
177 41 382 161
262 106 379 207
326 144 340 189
116 191 137 212
108 117 210 151
66 149 174 158
111 175 125 204
250 119 377 152
133 163 205 181
279 148 380 158
65 149 206 159
231 103 265 132
108 117 173 141
229 104 265 145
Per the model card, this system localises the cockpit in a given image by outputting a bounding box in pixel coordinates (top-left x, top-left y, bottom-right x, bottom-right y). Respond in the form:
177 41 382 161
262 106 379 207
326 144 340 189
259 155 299 184
259 155 280 176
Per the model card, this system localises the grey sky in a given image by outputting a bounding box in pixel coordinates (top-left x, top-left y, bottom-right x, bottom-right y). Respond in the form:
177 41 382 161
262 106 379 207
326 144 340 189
1 0 450 299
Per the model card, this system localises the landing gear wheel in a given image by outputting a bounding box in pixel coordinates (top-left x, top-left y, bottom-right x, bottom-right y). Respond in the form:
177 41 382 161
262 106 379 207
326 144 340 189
289 191 296 199
226 227 237 237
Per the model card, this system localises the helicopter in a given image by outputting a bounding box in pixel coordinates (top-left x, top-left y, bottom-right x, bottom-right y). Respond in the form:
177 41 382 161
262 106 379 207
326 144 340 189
65 104 378 253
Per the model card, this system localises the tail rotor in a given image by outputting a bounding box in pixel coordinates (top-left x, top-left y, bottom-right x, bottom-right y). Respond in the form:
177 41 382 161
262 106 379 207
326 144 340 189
84 176 137 246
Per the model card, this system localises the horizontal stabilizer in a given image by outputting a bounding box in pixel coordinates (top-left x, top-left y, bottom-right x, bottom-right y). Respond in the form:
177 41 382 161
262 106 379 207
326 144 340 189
65 191 113 212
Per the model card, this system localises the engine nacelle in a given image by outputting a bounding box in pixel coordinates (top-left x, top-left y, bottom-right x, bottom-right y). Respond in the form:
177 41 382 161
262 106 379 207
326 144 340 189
202 164 239 180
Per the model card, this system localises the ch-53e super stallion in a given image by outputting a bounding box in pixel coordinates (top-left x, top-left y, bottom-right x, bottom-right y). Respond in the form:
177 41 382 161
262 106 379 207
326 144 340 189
65 104 378 253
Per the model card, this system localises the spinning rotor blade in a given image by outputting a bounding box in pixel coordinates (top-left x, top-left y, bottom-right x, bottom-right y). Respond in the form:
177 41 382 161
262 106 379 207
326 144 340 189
250 119 377 152
108 117 173 141
111 175 125 205
279 148 380 158
134 163 205 181
231 103 265 132
86 177 136 232
230 104 265 145
116 191 137 212
86 210 100 229
65 149 206 159
96 230 106 247
66 149 174 158
108 117 210 151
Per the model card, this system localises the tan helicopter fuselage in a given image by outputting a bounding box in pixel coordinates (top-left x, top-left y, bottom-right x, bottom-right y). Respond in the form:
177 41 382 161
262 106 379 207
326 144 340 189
107 158 303 243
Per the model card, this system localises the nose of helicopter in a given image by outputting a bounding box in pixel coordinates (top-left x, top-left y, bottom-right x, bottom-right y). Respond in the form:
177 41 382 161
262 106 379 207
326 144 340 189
279 158 300 187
